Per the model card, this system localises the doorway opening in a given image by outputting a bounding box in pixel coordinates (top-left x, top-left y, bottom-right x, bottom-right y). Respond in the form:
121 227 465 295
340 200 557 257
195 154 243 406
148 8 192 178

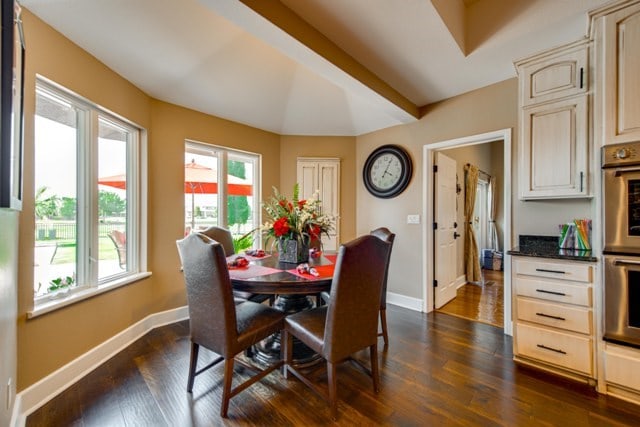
423 129 512 335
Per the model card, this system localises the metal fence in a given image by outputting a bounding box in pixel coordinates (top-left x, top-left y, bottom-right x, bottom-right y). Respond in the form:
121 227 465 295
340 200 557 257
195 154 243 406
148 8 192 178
35 221 125 241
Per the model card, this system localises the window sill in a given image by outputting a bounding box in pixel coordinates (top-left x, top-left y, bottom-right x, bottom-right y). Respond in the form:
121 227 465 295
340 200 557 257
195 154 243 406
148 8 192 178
28 272 153 319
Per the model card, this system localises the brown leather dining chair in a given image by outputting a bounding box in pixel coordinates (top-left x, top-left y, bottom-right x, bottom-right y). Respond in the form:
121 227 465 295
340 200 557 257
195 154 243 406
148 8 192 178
200 225 273 305
370 227 396 346
283 234 391 420
176 233 285 417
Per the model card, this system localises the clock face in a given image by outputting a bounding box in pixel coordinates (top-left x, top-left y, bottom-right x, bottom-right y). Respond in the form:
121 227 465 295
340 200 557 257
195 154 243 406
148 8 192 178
363 145 412 198
370 153 403 190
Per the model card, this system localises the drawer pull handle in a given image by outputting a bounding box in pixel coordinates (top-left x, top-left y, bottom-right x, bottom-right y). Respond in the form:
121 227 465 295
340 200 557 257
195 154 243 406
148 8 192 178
535 268 566 274
537 344 567 355
536 289 567 296
535 312 566 321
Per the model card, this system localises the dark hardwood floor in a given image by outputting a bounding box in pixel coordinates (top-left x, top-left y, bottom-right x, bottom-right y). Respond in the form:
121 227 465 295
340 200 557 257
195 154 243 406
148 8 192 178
438 269 504 328
27 304 640 426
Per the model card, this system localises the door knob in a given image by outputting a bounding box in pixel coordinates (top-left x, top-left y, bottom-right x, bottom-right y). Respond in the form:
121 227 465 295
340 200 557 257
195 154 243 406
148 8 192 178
453 232 461 239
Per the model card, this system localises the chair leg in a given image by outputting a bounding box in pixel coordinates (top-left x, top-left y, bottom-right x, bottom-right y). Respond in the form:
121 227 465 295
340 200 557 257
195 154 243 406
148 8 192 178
187 342 199 393
283 330 293 379
220 358 234 418
380 308 389 347
369 344 380 393
327 361 338 420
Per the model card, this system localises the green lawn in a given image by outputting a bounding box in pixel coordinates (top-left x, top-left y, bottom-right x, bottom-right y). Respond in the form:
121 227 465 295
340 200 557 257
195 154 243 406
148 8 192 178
51 237 118 264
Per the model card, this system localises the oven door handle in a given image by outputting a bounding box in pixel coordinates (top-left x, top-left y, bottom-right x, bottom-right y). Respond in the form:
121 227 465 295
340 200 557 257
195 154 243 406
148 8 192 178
613 166 640 177
613 258 640 266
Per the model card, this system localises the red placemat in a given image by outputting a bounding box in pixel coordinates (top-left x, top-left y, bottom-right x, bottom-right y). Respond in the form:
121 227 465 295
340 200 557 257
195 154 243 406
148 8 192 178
229 265 282 280
240 251 273 261
287 264 335 279
324 254 338 264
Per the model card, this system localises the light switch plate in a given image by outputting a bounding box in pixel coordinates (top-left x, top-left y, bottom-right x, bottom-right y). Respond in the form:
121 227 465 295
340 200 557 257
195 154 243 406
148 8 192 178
407 214 420 224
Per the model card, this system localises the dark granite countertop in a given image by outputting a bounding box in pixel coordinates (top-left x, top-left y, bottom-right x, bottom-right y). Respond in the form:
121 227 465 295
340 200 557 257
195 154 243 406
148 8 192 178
507 235 598 262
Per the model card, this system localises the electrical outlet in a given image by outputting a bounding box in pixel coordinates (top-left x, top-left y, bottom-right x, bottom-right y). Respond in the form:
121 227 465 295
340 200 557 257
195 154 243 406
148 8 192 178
407 214 420 224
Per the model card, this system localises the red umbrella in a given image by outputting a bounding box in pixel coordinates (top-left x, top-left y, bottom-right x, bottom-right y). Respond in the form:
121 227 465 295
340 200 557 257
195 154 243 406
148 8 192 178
99 160 253 228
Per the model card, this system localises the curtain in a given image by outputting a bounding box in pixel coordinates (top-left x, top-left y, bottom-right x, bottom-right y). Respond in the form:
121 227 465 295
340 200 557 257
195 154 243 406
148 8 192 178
464 164 482 283
487 176 499 251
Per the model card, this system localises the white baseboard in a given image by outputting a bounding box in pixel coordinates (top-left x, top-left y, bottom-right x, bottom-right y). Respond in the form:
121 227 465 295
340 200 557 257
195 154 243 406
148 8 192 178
387 291 422 312
12 306 189 427
455 275 466 289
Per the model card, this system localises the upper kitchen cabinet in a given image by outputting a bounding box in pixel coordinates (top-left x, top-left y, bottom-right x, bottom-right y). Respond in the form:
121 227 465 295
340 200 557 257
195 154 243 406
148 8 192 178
516 40 591 200
592 0 640 146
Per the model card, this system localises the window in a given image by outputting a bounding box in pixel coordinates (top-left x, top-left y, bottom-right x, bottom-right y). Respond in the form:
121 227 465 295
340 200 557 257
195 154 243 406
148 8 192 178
184 141 260 250
33 78 145 308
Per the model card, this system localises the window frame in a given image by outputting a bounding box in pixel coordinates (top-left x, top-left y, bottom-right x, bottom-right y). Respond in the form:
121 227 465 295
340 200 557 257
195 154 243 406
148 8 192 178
30 77 149 318
184 140 261 242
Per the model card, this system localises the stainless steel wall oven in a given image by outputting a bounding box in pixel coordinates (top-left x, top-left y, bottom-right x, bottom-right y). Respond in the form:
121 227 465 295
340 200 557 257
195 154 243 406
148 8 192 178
602 142 640 348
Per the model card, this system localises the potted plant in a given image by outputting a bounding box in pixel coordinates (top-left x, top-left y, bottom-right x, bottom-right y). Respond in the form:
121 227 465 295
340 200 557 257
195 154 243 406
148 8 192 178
261 184 334 263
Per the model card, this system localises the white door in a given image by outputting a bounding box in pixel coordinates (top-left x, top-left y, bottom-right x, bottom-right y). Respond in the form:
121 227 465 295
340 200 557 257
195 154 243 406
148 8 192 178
297 158 340 251
434 152 459 309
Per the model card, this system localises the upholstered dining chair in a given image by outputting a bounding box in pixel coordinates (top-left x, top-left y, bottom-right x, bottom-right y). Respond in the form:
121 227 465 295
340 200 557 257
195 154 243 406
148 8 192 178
177 233 285 418
283 235 391 419
370 227 396 346
200 226 273 305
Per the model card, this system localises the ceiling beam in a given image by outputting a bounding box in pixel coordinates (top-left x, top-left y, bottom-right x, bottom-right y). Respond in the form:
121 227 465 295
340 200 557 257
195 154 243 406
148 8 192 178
237 0 420 120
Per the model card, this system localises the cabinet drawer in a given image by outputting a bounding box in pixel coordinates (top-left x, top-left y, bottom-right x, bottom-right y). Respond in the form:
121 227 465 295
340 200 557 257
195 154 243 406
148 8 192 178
514 258 592 283
516 323 592 375
517 297 592 334
605 344 640 391
516 276 591 306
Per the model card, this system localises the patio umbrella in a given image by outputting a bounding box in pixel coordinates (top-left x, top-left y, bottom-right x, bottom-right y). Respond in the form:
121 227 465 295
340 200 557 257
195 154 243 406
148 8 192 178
99 160 253 229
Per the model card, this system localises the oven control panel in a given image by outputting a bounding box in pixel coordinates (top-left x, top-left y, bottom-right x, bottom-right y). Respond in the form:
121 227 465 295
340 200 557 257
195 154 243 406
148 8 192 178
602 142 640 168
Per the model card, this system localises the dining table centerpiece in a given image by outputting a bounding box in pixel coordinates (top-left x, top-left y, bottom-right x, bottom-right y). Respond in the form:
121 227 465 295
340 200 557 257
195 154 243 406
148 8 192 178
261 184 334 263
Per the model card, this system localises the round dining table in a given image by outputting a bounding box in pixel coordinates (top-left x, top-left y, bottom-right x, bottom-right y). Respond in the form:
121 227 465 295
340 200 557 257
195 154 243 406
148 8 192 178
228 251 337 366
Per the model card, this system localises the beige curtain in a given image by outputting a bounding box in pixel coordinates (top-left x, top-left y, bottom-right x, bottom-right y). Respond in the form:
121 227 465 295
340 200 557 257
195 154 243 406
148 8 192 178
488 176 499 251
464 164 482 283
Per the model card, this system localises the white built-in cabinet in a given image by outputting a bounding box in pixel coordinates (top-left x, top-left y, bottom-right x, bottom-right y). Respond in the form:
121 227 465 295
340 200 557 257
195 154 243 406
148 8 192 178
591 0 640 404
296 158 340 251
512 257 597 383
596 1 640 145
515 40 590 199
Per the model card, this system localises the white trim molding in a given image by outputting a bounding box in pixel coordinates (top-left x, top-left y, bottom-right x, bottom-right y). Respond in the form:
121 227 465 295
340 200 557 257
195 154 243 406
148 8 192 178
387 292 422 312
12 306 189 427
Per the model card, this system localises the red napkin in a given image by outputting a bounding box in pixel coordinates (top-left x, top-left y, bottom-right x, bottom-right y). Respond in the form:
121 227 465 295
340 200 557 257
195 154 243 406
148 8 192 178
287 264 335 279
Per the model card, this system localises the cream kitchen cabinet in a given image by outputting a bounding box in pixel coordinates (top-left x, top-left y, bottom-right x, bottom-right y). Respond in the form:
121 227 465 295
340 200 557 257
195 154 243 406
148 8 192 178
512 257 596 382
296 158 340 251
516 40 590 200
593 0 640 145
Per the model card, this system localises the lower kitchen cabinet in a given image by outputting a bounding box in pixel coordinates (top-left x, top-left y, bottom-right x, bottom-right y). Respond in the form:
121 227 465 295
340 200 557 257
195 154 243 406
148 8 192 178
603 342 640 404
512 257 597 383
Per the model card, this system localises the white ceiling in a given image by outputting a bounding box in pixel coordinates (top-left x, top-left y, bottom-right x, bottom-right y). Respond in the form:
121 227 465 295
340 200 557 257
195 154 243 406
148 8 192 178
21 0 610 136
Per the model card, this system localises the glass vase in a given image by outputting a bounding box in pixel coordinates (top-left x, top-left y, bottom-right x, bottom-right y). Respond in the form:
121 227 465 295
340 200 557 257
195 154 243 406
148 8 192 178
278 237 309 264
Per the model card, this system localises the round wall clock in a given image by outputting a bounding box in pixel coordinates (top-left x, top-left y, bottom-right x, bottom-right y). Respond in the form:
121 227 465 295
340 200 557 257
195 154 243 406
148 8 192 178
363 144 413 198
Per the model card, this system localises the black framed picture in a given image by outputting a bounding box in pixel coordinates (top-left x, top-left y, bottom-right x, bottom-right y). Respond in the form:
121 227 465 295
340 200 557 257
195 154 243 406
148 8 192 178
0 0 24 210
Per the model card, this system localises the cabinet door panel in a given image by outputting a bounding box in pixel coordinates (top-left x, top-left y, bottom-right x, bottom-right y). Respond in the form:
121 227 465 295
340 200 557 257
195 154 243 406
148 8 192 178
521 46 587 107
603 3 640 144
520 96 588 199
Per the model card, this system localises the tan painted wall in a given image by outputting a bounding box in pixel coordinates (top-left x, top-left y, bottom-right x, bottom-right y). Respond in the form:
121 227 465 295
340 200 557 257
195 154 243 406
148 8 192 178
356 79 592 300
279 136 357 245
16 10 279 390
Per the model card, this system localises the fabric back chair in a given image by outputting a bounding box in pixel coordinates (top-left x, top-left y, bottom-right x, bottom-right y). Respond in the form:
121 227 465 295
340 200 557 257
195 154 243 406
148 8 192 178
200 226 273 305
283 235 391 419
177 233 285 417
108 229 126 269
370 227 396 346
